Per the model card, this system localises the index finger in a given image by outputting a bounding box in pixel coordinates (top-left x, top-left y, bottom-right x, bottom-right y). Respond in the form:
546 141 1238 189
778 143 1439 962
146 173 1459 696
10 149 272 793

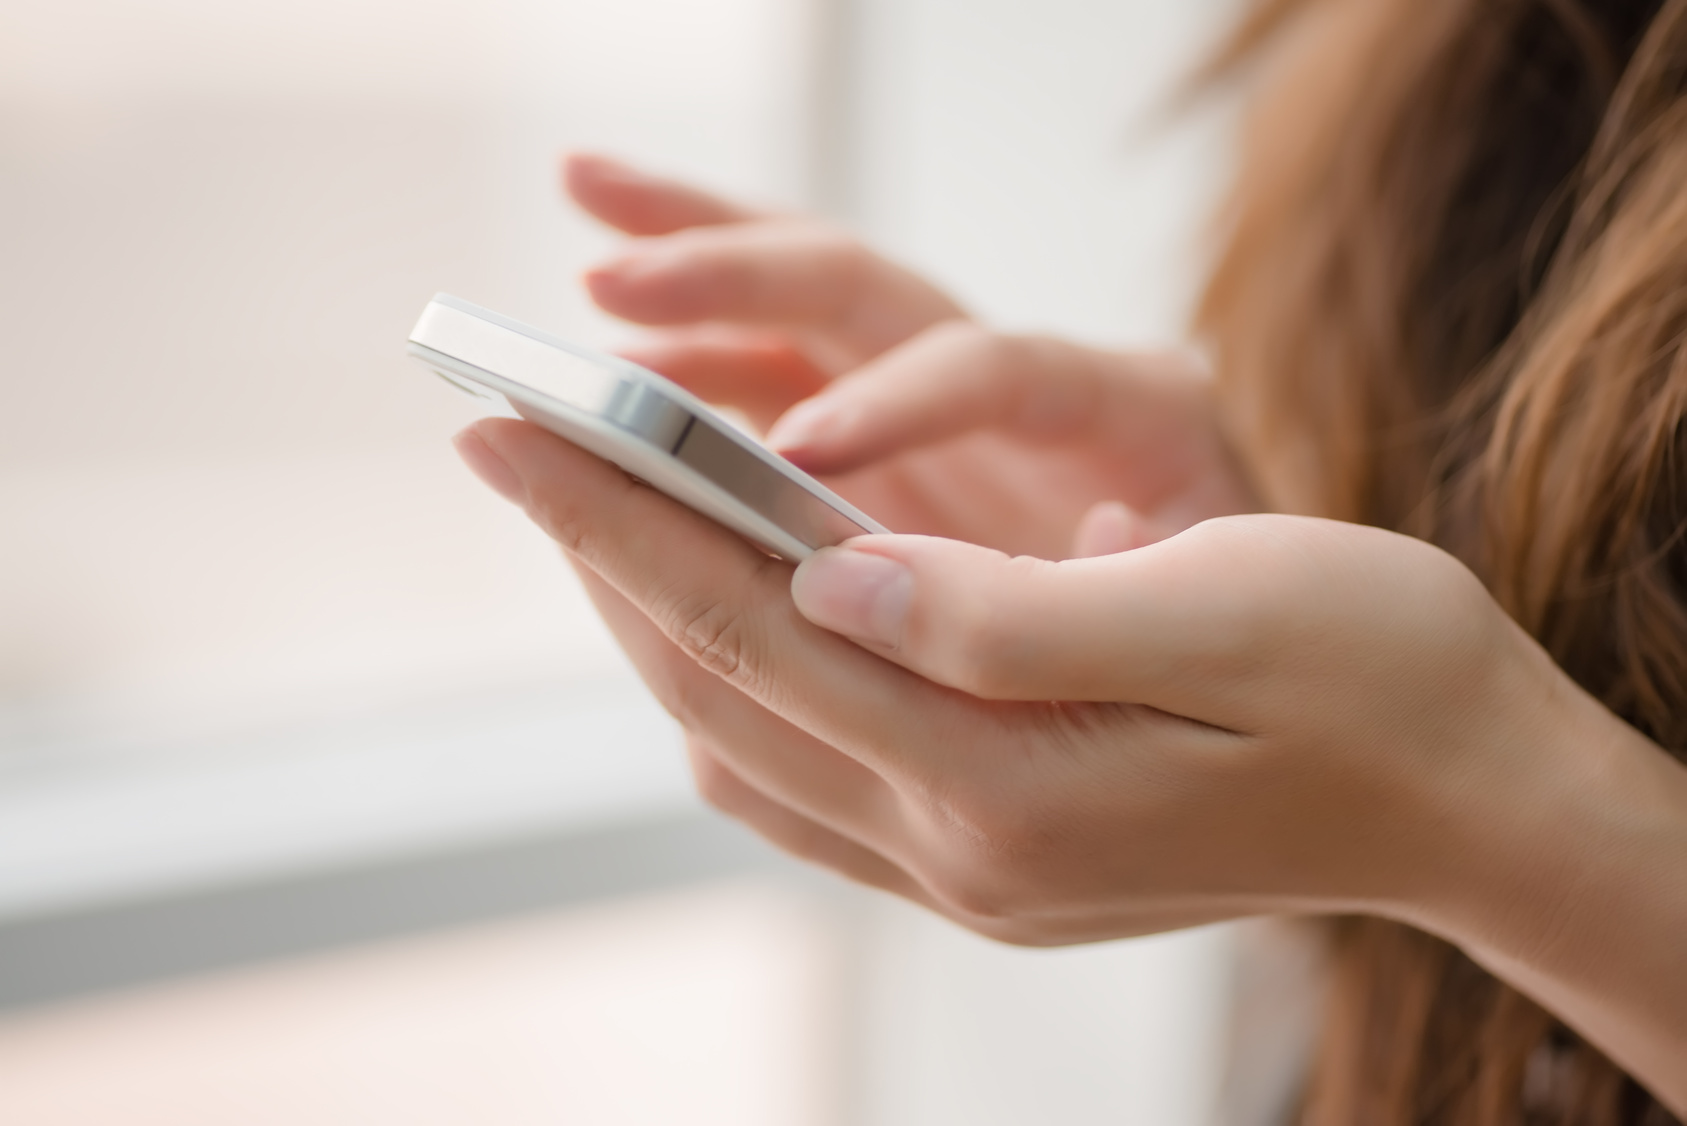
467 417 988 785
564 152 760 235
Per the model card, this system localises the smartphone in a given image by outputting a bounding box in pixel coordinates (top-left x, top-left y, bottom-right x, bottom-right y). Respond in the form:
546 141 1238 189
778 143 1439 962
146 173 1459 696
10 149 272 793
407 294 888 560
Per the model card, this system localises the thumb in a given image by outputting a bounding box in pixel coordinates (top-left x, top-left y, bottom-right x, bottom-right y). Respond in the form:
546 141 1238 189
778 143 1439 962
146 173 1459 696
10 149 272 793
788 530 1271 715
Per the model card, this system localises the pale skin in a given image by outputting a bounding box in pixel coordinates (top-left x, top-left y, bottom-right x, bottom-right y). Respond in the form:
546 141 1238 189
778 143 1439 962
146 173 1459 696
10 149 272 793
454 154 1687 1109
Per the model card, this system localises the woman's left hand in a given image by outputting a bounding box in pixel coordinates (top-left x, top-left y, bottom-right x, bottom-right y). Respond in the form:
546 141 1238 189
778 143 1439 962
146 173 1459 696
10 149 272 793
457 418 1687 1108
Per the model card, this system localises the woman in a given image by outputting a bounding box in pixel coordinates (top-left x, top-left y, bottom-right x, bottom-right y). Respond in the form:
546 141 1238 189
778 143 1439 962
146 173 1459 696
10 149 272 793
453 0 1687 1118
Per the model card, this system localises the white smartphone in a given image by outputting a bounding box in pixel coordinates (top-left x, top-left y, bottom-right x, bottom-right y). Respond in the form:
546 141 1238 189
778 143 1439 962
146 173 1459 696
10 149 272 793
407 294 888 560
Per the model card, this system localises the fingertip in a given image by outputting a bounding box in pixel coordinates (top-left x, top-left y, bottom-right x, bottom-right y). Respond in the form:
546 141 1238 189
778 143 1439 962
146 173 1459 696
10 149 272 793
563 156 753 236
766 399 835 454
561 150 599 194
767 434 850 476
465 414 533 447
1070 500 1166 558
768 398 878 474
582 262 625 300
796 535 1053 697
564 151 636 214
582 258 657 318
791 545 913 648
467 416 577 479
564 152 686 236
770 445 830 475
453 421 528 505
583 250 703 323
564 150 625 181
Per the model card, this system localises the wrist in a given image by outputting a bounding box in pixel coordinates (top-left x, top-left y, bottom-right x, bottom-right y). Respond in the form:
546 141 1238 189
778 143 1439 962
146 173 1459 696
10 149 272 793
1406 653 1687 1105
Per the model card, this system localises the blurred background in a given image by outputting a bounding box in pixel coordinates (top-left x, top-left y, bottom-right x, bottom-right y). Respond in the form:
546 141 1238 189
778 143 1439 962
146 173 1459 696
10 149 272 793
0 0 1255 1122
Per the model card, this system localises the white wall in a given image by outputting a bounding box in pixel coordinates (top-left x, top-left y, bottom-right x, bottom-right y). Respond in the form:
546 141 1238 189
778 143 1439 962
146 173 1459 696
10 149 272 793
0 0 819 754
836 3 1243 1123
846 0 1234 343
858 905 1233 1126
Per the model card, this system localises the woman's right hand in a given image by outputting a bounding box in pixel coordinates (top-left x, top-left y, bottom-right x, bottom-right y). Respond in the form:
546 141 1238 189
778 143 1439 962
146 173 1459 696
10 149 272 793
566 153 1258 557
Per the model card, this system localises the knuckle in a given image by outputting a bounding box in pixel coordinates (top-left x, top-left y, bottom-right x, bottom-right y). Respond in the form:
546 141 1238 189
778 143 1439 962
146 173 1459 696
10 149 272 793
919 786 1054 920
926 851 1048 921
674 593 749 679
659 573 772 696
928 564 1041 698
524 491 590 556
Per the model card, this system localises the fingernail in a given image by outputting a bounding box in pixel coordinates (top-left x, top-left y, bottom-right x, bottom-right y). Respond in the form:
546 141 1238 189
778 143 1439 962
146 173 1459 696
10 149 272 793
453 427 527 505
767 399 839 453
791 548 912 647
583 260 631 291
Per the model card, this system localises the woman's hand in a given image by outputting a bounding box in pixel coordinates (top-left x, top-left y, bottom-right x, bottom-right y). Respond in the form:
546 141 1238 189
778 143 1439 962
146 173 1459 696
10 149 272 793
566 154 1256 558
458 417 1687 1107
461 416 1561 935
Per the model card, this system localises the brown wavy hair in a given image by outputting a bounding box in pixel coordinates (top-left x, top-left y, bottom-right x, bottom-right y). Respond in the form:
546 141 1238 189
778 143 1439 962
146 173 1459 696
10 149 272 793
1198 0 1687 1120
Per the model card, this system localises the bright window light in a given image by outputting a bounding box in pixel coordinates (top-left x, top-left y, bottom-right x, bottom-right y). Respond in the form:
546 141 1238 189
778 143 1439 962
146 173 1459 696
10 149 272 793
0 0 819 761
